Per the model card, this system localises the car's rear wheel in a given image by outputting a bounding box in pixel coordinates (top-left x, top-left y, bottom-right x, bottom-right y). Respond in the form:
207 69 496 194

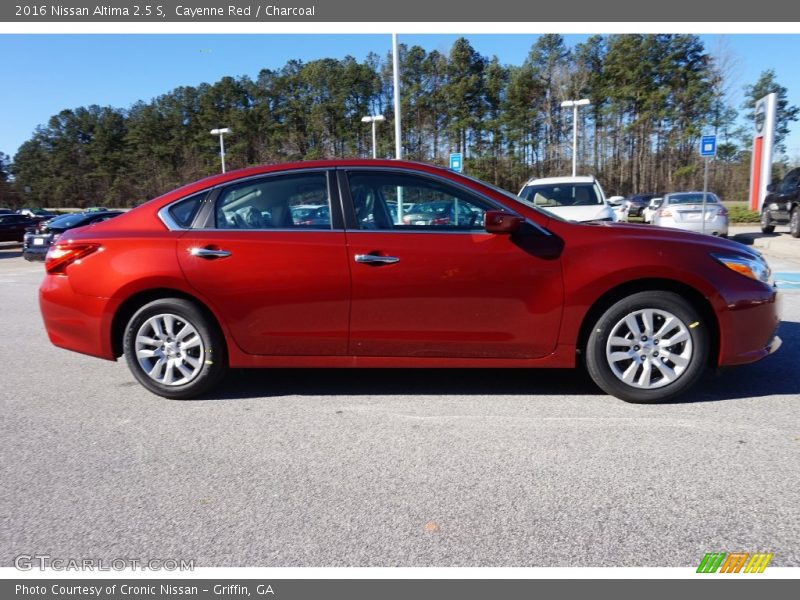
761 209 775 234
123 298 227 399
790 209 800 238
585 291 709 403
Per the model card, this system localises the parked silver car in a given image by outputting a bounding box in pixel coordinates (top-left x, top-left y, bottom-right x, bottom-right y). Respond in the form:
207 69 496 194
642 197 663 224
651 192 728 237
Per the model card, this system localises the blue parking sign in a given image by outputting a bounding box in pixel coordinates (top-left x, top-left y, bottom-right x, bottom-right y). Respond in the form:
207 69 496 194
700 135 716 157
449 153 463 173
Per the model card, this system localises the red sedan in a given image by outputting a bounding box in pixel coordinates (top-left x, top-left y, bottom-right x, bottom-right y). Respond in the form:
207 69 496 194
39 160 780 403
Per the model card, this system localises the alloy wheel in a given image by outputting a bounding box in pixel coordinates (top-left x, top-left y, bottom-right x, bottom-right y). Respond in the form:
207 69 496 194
134 313 205 386
605 308 693 390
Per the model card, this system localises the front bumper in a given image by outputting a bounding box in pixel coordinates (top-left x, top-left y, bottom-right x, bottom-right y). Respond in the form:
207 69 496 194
717 283 780 367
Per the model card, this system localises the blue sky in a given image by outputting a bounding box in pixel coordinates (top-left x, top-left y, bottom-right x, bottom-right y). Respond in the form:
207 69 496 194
1 34 800 160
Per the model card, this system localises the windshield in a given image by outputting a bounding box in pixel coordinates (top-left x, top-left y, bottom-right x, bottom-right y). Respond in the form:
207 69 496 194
666 193 719 205
519 183 602 207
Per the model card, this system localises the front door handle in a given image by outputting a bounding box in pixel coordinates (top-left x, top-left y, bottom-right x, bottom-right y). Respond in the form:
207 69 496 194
354 254 399 265
190 247 232 259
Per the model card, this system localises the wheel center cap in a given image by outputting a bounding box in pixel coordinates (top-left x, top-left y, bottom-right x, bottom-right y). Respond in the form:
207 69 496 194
165 342 178 356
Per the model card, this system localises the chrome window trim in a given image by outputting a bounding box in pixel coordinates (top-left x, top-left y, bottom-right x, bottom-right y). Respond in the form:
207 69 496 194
157 204 184 231
157 190 209 232
157 167 336 232
344 229 493 236
158 165 552 237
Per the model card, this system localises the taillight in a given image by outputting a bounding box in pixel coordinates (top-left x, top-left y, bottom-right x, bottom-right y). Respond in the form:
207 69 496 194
431 216 450 226
45 243 101 275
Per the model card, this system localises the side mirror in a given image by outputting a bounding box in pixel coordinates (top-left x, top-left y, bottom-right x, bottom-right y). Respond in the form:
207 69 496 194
484 210 525 234
766 183 775 192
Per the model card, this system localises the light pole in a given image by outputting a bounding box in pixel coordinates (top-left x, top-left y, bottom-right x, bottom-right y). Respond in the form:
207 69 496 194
210 127 231 173
392 33 402 161
361 115 385 159
560 99 590 177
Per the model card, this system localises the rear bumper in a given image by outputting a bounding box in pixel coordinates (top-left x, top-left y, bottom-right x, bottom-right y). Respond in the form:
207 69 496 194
22 247 47 261
656 218 729 236
39 274 115 360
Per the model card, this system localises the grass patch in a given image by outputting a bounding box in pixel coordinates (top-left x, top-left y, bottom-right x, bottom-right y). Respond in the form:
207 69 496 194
726 205 760 223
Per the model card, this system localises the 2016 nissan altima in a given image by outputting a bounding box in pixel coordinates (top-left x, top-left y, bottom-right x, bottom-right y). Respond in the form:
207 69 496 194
39 160 780 403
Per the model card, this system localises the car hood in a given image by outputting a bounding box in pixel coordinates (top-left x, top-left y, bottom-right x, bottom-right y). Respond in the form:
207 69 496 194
537 204 615 222
580 220 759 256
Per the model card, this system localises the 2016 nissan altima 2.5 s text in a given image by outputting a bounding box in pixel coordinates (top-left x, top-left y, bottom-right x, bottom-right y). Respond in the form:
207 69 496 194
38 160 781 403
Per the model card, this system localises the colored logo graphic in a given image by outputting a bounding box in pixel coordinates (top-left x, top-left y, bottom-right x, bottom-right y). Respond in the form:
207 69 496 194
697 552 773 573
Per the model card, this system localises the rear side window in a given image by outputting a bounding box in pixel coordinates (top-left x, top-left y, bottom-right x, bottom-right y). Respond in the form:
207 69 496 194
215 172 331 230
168 192 206 229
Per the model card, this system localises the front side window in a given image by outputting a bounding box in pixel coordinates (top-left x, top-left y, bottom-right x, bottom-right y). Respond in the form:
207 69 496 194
216 172 331 230
347 171 489 231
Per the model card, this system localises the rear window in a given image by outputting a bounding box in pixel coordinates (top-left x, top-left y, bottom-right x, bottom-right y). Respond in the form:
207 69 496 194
168 192 206 228
667 193 719 205
47 213 94 229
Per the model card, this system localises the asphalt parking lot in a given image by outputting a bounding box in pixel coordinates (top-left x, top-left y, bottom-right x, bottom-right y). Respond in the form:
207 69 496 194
1 228 799 568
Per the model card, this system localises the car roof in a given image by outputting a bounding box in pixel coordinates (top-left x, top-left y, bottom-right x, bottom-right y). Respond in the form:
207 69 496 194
522 176 596 186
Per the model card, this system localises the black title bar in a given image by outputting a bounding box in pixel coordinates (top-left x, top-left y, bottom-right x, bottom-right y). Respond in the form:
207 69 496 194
3 0 800 22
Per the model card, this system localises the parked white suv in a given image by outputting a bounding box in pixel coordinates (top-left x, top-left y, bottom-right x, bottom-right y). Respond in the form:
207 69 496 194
518 176 618 222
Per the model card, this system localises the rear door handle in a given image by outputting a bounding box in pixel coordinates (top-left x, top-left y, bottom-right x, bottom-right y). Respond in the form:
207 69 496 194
190 247 232 259
354 254 399 265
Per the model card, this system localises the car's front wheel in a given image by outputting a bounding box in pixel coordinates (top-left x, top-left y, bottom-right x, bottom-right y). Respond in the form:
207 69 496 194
790 209 800 238
585 291 709 403
123 298 227 399
761 209 775 234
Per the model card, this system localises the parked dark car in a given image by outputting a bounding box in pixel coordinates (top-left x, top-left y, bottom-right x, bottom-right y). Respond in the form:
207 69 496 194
0 208 14 215
761 168 800 237
290 204 330 227
17 207 58 219
23 211 123 261
38 160 779 404
625 194 659 218
0 214 38 242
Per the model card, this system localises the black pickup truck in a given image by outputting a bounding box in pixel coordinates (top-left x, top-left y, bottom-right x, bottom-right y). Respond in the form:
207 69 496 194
761 167 800 237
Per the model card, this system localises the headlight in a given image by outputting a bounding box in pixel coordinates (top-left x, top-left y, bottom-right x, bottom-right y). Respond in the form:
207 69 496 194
712 253 772 284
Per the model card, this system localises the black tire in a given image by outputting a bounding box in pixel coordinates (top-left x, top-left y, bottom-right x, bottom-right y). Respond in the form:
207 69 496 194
791 209 800 238
761 209 775 234
123 298 227 399
585 291 709 403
